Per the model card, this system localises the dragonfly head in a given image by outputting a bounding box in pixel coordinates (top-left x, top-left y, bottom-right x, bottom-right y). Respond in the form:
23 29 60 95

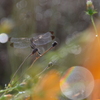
32 48 38 54
52 41 58 47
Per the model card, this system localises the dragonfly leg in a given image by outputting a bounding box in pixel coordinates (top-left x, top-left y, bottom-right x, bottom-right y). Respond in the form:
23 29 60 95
36 51 41 57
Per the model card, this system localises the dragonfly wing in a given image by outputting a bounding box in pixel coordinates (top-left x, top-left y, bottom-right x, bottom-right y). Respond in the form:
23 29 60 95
33 37 52 45
32 31 55 45
33 32 51 39
9 37 30 48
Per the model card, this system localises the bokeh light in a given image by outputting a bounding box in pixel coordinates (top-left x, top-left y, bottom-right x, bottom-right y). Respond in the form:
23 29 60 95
0 33 8 43
60 66 94 100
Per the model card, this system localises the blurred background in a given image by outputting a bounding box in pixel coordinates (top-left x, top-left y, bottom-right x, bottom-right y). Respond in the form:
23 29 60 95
0 0 100 99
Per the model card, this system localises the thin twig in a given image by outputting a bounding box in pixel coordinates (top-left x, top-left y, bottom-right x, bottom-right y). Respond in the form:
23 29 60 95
9 53 32 86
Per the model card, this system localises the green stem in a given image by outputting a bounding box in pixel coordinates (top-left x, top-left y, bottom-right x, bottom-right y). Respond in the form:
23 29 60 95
91 15 98 37
90 15 100 47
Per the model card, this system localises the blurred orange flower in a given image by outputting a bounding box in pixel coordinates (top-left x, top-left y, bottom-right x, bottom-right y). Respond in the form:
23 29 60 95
83 22 100 99
88 80 100 100
32 70 60 100
83 23 100 79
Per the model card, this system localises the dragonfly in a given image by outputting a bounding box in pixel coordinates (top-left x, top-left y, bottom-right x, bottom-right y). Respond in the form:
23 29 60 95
9 31 57 84
9 31 54 48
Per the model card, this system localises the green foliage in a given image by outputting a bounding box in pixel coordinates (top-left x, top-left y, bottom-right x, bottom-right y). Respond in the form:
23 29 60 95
86 9 97 16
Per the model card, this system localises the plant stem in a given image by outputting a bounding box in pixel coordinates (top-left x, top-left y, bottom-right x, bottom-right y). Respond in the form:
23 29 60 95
28 46 54 70
14 46 54 83
9 53 32 86
91 15 100 45
91 15 98 36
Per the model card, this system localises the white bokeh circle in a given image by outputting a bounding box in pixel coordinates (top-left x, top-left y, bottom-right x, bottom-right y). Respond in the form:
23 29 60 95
60 66 94 100
0 33 8 43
